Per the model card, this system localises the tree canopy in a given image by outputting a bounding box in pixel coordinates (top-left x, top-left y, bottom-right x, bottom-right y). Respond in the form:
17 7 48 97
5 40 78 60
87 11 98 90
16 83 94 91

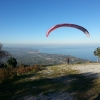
94 47 100 62
0 43 10 62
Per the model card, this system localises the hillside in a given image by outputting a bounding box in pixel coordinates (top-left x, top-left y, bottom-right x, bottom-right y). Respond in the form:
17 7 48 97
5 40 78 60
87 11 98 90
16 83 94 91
1 63 100 100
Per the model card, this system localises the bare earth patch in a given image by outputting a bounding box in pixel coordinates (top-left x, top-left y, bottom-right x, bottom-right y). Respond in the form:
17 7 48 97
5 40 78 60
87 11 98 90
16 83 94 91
70 63 100 78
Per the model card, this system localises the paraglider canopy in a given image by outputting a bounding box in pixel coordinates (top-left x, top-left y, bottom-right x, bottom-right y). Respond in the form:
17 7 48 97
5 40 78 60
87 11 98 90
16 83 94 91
46 23 90 37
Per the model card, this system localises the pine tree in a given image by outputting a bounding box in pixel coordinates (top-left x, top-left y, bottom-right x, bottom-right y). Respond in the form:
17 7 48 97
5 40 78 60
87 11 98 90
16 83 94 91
0 43 10 63
94 47 100 62
6 57 17 68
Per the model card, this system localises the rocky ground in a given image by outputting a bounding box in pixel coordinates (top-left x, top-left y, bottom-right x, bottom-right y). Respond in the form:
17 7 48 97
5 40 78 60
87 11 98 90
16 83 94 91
71 63 100 78
19 63 100 100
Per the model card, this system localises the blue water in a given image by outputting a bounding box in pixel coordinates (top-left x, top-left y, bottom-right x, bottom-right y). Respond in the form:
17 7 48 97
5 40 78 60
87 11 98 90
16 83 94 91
31 44 99 62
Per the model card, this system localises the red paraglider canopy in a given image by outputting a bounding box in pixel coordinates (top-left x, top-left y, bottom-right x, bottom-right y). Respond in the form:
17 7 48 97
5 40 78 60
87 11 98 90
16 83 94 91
46 23 90 37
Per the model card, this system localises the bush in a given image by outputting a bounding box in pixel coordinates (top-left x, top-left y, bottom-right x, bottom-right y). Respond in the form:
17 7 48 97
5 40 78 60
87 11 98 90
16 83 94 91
0 65 42 84
0 63 5 68
0 68 16 84
6 57 17 68
33 65 41 71
76 62 83 64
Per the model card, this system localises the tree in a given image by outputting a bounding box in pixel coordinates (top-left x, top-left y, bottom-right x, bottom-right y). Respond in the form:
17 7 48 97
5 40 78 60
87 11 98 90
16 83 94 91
0 43 10 63
94 47 100 62
6 57 17 68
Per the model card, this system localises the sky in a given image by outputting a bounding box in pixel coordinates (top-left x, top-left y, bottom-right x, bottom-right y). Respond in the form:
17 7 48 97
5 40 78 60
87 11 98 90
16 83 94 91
0 0 100 46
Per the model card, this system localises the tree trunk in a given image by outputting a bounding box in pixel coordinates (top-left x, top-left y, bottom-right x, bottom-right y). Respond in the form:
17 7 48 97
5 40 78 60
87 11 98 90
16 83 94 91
97 57 100 62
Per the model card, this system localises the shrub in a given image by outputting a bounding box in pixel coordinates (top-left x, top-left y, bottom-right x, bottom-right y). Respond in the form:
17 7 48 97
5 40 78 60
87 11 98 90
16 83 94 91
6 57 17 68
0 68 16 84
33 65 41 71
76 62 83 64
0 65 42 84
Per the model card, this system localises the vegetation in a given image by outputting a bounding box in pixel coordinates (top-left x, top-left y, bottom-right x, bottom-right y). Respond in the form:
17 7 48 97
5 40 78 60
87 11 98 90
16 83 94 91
94 47 100 62
0 43 10 62
0 43 11 68
0 65 42 84
0 43 42 84
6 57 17 68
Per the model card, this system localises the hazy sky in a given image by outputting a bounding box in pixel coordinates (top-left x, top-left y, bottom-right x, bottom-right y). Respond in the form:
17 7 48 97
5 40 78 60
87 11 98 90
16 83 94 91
0 0 100 45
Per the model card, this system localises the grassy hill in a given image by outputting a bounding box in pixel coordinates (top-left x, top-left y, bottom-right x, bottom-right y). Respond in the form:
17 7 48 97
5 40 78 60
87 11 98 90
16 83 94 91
0 63 100 100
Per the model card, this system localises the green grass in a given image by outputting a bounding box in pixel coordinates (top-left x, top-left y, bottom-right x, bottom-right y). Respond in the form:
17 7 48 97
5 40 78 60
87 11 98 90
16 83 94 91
0 63 100 100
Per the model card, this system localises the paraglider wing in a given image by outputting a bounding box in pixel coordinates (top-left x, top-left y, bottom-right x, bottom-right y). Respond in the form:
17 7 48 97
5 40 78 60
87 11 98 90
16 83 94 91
46 24 90 37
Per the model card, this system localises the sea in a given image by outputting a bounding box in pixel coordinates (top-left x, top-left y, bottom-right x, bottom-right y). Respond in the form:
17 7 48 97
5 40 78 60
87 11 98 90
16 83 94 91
4 44 100 62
